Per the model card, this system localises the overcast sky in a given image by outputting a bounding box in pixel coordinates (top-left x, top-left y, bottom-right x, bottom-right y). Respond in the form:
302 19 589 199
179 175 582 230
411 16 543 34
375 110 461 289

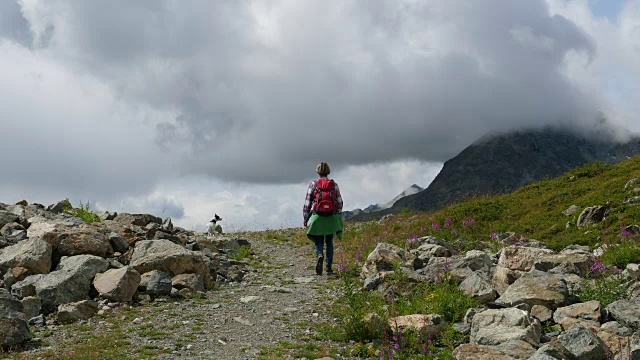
1 0 639 231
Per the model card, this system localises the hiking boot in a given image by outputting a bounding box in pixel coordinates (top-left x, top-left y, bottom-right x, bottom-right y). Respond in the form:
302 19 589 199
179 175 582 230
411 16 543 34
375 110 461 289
326 266 334 275
316 255 324 275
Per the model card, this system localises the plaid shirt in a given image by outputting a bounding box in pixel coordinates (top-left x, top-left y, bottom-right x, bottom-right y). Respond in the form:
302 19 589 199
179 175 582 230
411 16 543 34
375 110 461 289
303 177 343 223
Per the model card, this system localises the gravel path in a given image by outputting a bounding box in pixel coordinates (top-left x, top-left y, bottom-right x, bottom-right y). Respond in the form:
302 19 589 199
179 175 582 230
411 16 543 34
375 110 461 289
10 238 345 360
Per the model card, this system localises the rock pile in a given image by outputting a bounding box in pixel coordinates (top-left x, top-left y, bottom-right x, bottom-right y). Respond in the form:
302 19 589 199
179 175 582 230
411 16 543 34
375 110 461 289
0 200 251 349
361 233 640 359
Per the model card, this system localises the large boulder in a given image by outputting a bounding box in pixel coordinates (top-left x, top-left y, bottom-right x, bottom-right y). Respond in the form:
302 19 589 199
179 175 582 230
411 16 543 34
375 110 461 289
606 298 640 331
0 210 20 229
93 267 141 302
470 308 541 347
452 344 516 360
533 253 593 276
498 246 553 272
130 240 210 285
0 222 27 246
528 339 575 360
360 243 421 279
0 238 52 274
557 323 607 360
44 224 113 258
171 273 205 293
11 255 108 314
112 213 162 228
495 270 568 310
458 271 497 303
576 205 608 228
0 289 31 348
56 300 98 324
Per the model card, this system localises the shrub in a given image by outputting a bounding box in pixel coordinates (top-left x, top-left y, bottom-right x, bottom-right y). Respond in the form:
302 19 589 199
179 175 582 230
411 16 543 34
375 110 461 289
63 199 102 223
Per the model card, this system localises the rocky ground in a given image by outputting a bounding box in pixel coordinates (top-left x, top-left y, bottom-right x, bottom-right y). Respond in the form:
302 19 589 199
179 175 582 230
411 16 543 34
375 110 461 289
4 238 345 360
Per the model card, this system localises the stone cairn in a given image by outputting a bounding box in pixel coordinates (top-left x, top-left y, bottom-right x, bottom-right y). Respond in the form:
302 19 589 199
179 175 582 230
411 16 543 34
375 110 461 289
0 200 251 349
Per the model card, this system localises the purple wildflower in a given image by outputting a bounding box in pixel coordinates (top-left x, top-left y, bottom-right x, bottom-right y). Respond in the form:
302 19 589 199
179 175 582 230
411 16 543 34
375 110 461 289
420 226 427 233
337 263 348 274
432 223 441 231
444 217 453 228
463 218 476 227
355 250 362 262
451 229 458 236
490 232 498 240
589 260 606 278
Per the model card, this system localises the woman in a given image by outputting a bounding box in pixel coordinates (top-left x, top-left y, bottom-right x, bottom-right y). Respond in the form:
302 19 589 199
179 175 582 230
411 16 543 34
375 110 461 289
303 162 344 275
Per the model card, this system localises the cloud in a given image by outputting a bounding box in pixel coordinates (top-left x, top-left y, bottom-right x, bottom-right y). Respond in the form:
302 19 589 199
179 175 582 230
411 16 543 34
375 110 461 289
5 0 615 185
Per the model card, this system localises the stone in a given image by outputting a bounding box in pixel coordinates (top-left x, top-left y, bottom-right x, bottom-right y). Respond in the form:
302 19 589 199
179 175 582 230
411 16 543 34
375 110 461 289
493 340 537 359
387 314 447 337
416 236 458 254
533 253 593 277
0 222 27 245
130 240 210 285
495 270 568 310
625 178 639 191
217 238 251 252
11 255 108 314
172 273 205 292
0 210 20 230
0 316 31 348
531 305 553 323
576 205 608 228
0 238 52 275
452 344 516 359
596 329 630 360
56 300 98 323
93 266 141 302
560 245 591 255
606 298 640 331
11 267 32 282
162 218 173 232
362 274 381 291
562 205 581 216
362 312 385 334
112 213 162 228
553 301 601 331
498 246 553 272
49 225 113 258
21 296 41 320
557 323 607 360
411 243 451 263
464 306 488 324
600 321 633 337
492 265 522 295
360 243 421 278
470 308 540 347
623 196 640 206
458 271 497 303
139 270 173 296
108 232 129 254
528 339 575 360
627 263 640 281
46 200 71 214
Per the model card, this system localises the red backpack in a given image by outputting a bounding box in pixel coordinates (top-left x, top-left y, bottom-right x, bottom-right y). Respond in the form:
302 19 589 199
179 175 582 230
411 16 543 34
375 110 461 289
313 179 338 216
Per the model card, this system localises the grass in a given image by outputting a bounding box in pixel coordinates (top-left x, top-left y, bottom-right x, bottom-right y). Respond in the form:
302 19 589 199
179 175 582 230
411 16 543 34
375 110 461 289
62 199 102 223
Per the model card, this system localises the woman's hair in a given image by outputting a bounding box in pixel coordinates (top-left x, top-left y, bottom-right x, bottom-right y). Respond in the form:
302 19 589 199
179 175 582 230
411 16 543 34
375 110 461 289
316 162 330 177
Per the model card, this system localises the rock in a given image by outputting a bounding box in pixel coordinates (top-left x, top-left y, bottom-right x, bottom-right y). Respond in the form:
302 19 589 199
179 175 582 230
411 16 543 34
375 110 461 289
108 232 129 254
458 271 497 303
10 267 31 282
172 273 205 292
139 270 173 296
360 243 421 278
452 344 516 359
531 305 553 323
112 213 162 228
192 237 217 252
625 178 639 191
528 339 576 360
533 253 593 276
498 246 553 272
11 255 109 314
0 291 31 350
495 270 568 310
56 300 98 323
470 308 540 347
560 245 591 255
93 267 141 302
606 298 640 331
623 196 640 206
130 240 210 285
557 323 607 360
600 321 633 336
162 218 173 232
576 205 608 228
0 210 20 230
362 313 385 334
596 329 630 359
21 296 41 320
0 238 52 274
362 274 382 291
0 222 27 245
217 238 251 252
48 224 113 258
553 301 601 331
416 236 458 254
465 306 489 324
411 243 451 263
387 314 447 337
493 340 537 359
492 265 522 295
422 250 493 283
562 205 581 216
47 200 71 214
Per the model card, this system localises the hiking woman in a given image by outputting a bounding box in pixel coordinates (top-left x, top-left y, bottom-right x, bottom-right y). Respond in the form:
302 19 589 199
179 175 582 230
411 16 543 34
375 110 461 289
303 162 344 275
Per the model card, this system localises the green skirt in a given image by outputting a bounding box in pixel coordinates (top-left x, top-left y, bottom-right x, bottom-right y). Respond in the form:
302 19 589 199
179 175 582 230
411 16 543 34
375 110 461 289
306 214 343 241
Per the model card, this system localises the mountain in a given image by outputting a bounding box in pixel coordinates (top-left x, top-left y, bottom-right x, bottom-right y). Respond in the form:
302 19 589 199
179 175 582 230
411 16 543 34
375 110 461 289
341 184 423 220
350 127 640 221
